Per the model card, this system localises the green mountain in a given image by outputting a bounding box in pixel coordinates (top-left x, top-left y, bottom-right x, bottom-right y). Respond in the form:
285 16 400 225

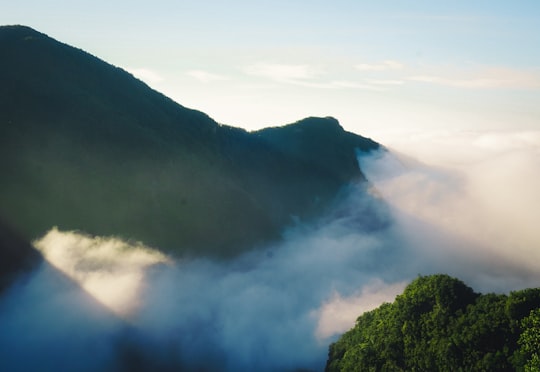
326 275 540 371
0 25 379 257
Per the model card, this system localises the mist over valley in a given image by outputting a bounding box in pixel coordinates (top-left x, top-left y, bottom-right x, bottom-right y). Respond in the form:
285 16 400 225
1 25 540 371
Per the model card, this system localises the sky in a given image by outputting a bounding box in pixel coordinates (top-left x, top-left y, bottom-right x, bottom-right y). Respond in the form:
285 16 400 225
2 1 540 141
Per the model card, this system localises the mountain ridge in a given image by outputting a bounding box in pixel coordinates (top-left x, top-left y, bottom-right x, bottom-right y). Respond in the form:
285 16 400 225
0 25 379 257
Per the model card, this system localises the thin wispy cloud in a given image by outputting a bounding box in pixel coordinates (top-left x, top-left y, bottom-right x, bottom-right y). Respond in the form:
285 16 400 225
294 80 385 91
356 60 405 72
244 63 386 91
186 69 230 83
407 67 540 89
244 63 323 83
366 79 405 86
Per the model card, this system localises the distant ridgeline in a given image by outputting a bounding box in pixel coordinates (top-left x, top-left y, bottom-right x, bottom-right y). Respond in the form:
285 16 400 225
326 275 540 371
0 25 379 258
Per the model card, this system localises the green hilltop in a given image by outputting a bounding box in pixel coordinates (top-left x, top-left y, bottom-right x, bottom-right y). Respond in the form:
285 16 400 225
326 274 540 371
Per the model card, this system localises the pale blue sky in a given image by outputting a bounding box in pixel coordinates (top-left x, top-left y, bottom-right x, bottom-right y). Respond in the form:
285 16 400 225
2 1 540 138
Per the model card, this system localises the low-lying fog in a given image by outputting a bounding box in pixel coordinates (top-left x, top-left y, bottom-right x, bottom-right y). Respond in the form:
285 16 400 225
1 129 539 371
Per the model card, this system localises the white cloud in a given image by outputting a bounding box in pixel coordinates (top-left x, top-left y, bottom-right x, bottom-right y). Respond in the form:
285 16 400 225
327 80 385 90
291 80 385 91
243 63 387 90
186 69 229 83
359 130 540 291
126 67 164 84
315 279 407 340
356 60 404 71
366 79 405 85
408 67 540 89
244 62 323 83
33 228 170 316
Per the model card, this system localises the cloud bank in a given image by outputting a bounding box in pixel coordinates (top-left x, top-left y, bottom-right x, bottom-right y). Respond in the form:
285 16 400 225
1 129 540 371
364 129 540 291
33 228 170 316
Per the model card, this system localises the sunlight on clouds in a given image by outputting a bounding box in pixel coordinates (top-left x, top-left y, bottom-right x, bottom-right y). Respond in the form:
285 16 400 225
366 79 405 85
324 80 385 91
186 69 229 83
285 80 385 91
408 67 540 89
360 130 540 279
356 60 404 71
33 228 170 316
245 62 323 83
243 63 387 91
315 280 407 340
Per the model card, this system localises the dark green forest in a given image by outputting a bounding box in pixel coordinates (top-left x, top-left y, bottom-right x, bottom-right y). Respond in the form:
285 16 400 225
326 275 540 371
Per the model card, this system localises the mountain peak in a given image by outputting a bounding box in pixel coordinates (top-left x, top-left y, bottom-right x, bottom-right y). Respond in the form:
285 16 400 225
0 25 45 42
0 24 40 33
0 26 379 257
260 116 344 135
291 116 343 130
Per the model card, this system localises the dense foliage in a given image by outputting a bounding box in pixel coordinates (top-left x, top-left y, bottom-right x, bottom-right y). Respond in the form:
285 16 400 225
326 275 540 371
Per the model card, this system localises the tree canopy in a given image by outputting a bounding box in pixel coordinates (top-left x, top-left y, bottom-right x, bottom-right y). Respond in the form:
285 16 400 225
326 275 540 371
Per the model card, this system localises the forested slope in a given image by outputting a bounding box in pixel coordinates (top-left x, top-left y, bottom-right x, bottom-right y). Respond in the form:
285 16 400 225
0 25 379 257
327 275 540 371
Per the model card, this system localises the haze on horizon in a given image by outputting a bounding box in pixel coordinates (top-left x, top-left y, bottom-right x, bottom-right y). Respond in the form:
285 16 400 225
2 0 540 141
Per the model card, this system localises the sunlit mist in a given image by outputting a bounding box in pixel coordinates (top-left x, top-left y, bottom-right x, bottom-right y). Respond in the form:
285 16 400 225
33 228 170 316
